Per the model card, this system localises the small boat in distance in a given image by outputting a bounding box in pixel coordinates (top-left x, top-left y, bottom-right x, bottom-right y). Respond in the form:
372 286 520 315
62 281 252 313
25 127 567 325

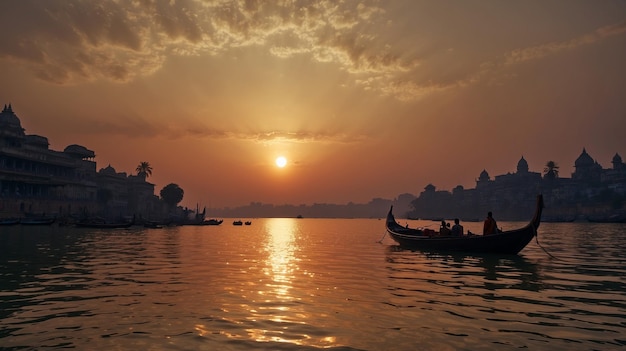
233 220 243 226
0 218 20 225
244 221 251 225
385 195 544 255
20 217 56 225
203 219 223 225
76 216 135 229
143 221 164 229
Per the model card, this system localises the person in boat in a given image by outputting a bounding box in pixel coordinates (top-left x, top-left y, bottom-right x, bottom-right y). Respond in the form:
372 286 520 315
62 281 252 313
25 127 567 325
451 218 464 236
439 220 451 235
483 211 498 235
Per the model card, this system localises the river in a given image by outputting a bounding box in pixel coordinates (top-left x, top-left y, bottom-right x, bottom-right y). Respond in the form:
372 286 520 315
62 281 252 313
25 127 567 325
1 219 625 350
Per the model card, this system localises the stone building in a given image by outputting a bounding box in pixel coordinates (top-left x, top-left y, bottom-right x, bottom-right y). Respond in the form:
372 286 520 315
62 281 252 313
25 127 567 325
0 104 162 219
0 104 97 216
409 151 626 221
96 165 161 220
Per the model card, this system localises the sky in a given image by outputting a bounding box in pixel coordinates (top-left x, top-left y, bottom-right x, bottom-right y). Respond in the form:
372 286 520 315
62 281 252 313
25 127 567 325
1 0 625 209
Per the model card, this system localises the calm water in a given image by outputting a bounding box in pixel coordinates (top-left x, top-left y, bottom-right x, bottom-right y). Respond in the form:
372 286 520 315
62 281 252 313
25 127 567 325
1 219 625 351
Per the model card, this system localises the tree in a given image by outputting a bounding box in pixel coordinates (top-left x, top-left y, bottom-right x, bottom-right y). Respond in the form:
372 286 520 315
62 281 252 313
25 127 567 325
136 161 153 178
543 161 559 180
160 183 184 209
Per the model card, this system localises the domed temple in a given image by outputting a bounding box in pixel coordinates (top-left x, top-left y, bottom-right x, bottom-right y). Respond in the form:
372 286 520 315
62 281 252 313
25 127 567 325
411 150 626 221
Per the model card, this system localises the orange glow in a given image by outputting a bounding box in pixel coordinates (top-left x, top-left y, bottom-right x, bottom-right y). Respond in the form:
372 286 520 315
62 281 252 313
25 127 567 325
0 2 623 209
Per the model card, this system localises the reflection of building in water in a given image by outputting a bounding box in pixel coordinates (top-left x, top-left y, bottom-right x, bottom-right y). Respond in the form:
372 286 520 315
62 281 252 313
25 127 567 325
0 104 160 218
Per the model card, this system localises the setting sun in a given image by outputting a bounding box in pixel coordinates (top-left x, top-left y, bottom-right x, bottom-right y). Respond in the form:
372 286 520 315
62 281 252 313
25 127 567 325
275 156 287 168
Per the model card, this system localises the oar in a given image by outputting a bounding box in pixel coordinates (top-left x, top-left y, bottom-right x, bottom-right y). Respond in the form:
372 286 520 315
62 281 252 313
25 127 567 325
376 232 386 243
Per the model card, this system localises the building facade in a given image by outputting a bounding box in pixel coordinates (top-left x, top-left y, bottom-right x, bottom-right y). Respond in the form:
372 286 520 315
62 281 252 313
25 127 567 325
0 104 161 219
410 150 626 221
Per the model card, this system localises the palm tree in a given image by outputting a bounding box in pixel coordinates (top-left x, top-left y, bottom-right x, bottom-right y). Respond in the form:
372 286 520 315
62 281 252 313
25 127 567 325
136 161 153 178
543 161 559 180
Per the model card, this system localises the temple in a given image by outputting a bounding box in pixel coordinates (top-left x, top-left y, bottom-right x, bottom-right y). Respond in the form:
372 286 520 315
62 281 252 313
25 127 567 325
411 151 626 221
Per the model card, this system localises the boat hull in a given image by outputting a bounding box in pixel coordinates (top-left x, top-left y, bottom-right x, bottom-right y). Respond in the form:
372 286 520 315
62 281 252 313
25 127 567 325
75 222 134 229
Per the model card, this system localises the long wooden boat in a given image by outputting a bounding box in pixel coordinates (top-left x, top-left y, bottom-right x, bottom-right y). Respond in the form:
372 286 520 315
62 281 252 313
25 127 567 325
75 217 134 229
385 195 544 255
0 218 20 225
20 217 56 225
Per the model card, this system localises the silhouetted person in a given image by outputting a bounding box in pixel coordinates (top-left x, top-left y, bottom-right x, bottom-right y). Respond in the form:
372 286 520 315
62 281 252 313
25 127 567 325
451 218 464 236
483 211 498 235
440 220 451 235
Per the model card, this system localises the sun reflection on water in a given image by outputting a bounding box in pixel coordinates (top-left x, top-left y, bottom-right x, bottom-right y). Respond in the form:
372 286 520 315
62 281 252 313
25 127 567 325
248 218 305 344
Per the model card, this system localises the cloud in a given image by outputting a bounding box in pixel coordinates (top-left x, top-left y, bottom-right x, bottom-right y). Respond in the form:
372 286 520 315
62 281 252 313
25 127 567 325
503 21 626 66
2 1 623 102
0 0 414 92
65 112 362 144
248 130 366 144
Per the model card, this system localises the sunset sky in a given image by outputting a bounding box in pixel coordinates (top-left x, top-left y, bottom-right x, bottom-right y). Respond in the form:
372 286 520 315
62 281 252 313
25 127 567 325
1 0 625 209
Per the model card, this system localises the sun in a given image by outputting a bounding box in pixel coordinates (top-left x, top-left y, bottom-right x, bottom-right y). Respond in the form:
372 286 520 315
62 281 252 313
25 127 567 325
275 156 287 168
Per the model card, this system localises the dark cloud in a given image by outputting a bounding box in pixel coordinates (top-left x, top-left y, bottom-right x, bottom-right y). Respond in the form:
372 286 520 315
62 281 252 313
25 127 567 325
1 1 622 102
0 0 412 93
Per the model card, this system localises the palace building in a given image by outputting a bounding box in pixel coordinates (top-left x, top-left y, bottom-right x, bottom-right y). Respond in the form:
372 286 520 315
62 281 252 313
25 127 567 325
0 104 160 219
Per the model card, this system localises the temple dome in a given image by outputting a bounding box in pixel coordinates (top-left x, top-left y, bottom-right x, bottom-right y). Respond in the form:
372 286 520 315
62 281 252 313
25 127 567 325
26 135 49 148
479 169 490 181
517 156 529 173
612 153 622 165
64 144 95 158
575 148 594 167
0 104 23 129
100 164 117 175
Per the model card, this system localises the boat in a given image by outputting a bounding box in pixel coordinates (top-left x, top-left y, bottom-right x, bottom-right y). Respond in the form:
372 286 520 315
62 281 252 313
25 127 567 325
0 218 20 225
203 219 223 225
233 220 243 226
76 221 134 229
244 221 251 225
75 216 134 229
143 221 164 229
20 217 56 225
385 195 544 255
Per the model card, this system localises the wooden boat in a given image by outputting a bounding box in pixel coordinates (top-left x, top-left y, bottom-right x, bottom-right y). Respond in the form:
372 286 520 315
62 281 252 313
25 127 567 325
20 217 56 225
186 218 223 226
233 220 243 226
203 219 223 225
385 195 544 255
0 218 20 225
244 221 251 225
143 221 164 229
76 221 134 229
75 216 134 229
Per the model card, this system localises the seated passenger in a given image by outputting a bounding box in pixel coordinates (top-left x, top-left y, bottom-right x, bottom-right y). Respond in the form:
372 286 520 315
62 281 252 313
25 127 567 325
439 220 451 236
451 218 464 236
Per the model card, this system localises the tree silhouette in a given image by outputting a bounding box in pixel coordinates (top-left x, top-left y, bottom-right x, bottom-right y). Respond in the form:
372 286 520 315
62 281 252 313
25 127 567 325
136 161 153 178
543 161 560 180
160 183 184 209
